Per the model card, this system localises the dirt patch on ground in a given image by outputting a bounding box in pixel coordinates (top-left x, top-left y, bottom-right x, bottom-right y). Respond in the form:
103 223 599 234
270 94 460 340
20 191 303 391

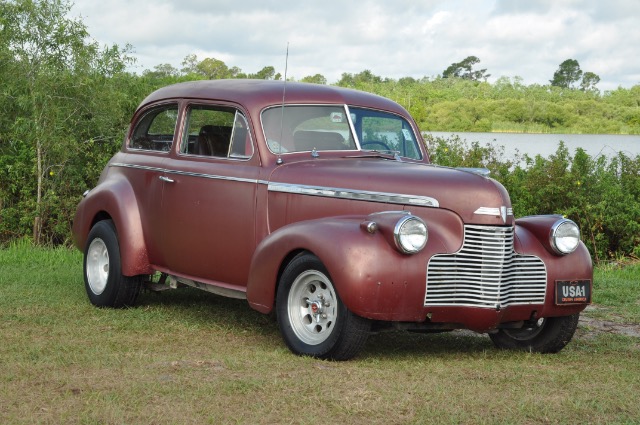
453 304 640 340
579 305 640 338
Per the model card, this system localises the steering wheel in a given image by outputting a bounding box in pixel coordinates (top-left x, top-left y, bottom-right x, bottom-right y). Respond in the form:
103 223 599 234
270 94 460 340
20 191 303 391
361 141 392 151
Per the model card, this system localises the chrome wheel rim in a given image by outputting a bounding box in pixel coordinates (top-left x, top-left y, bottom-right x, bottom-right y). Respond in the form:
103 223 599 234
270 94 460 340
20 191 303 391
287 270 338 345
86 238 109 295
503 318 546 341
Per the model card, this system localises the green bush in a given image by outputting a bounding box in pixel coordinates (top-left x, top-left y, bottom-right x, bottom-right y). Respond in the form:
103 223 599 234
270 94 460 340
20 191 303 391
425 134 640 262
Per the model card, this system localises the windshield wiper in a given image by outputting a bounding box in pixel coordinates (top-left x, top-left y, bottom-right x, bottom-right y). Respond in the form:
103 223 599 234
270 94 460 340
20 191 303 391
342 150 402 161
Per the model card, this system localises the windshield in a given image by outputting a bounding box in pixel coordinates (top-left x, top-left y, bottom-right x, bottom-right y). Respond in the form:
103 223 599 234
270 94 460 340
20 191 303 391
261 105 422 159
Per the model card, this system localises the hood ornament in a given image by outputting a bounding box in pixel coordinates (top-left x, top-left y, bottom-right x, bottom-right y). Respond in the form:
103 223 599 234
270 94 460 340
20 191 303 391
474 206 514 224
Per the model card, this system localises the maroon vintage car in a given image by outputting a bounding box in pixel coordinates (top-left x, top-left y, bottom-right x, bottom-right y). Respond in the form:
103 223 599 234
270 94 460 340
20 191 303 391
72 79 592 360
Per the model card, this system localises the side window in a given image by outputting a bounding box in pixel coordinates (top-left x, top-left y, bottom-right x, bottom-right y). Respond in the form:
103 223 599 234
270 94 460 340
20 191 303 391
129 104 178 152
182 106 254 159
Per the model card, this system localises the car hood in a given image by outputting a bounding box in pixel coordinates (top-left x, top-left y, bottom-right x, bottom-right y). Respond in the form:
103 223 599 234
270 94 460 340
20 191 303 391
267 157 513 225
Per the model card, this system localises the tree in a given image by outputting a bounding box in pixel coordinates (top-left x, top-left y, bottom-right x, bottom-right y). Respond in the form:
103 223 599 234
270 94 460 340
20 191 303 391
143 63 179 79
336 70 382 88
180 53 199 75
197 57 230 79
250 65 276 80
550 59 583 88
228 66 242 78
0 0 134 244
300 74 327 84
580 71 600 92
442 56 491 81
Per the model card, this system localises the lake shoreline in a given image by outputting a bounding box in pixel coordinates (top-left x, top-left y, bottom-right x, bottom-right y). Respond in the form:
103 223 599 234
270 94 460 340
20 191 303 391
424 131 640 158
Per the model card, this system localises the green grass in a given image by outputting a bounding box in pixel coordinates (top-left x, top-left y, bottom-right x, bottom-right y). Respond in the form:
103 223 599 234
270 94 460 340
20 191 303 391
1 242 639 424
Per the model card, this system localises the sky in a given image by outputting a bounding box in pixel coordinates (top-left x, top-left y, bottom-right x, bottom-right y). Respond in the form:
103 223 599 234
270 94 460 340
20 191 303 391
69 0 640 91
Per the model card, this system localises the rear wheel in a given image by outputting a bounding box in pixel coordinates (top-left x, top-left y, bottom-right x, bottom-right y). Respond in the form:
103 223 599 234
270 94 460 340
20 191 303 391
84 220 141 308
276 253 370 360
489 313 580 353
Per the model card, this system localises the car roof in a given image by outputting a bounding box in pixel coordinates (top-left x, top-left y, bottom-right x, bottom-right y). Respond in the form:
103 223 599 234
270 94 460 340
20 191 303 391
138 79 408 116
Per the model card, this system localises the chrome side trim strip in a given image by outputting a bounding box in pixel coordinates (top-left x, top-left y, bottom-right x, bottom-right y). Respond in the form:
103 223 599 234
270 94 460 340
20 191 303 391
112 163 439 206
111 163 165 173
164 169 258 184
111 163 260 185
268 182 439 207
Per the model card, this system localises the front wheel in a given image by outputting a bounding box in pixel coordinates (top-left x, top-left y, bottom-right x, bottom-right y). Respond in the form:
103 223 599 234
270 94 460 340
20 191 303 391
83 220 141 308
489 313 580 353
276 253 370 360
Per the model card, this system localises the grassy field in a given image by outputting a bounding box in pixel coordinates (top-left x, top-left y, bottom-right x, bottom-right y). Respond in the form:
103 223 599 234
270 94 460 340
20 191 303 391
1 242 638 424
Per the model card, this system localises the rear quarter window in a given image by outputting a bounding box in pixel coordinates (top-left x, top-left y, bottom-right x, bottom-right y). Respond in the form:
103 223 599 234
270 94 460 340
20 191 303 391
129 104 179 152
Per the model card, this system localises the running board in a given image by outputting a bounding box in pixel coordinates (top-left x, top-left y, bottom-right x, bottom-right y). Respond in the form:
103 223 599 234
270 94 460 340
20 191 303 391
171 275 247 300
143 273 247 300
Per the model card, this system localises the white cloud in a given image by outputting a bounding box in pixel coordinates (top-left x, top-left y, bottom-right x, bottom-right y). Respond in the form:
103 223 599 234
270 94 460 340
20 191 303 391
71 0 639 90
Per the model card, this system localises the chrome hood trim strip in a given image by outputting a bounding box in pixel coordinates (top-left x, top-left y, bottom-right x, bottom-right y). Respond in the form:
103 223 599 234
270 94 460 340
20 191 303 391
268 182 439 207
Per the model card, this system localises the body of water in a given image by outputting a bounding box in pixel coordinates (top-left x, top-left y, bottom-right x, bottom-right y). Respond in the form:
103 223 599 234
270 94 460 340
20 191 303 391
425 132 640 160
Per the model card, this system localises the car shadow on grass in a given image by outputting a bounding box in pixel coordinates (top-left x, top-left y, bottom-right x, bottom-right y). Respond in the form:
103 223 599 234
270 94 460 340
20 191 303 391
136 287 502 358
136 286 640 359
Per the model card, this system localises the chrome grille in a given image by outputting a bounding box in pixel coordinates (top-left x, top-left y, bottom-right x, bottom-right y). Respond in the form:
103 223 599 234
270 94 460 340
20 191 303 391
425 225 547 308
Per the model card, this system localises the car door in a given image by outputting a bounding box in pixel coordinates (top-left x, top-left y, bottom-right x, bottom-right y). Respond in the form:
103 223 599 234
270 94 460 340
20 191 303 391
123 102 179 267
159 103 259 288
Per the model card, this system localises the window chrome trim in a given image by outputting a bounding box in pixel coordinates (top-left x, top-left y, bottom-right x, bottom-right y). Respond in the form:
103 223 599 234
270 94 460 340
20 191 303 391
268 182 439 207
343 104 361 149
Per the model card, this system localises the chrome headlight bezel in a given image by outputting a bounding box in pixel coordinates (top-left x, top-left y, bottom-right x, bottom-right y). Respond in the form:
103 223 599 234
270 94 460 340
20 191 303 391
394 215 428 254
550 218 580 255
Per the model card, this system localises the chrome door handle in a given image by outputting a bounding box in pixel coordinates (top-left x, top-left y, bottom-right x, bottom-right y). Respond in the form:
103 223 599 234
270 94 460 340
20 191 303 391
159 175 174 183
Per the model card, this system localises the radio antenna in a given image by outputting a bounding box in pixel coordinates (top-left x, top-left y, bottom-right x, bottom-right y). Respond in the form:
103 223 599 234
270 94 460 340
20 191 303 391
276 42 289 164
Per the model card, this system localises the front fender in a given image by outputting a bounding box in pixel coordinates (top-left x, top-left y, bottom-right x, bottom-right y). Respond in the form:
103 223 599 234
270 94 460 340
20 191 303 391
72 174 152 276
515 216 593 318
246 211 463 321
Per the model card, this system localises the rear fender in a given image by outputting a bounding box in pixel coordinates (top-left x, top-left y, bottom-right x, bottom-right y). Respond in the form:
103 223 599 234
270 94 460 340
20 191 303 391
72 174 151 276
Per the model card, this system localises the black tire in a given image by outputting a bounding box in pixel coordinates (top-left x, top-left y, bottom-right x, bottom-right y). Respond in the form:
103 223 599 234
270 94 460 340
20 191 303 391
276 253 370 360
489 313 580 353
83 220 141 308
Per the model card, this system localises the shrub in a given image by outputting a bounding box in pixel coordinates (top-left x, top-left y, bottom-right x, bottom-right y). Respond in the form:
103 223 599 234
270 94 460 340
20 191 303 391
424 134 640 262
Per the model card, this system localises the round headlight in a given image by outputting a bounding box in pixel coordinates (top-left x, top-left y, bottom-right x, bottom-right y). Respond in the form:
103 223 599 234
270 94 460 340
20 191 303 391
550 219 580 255
394 215 428 254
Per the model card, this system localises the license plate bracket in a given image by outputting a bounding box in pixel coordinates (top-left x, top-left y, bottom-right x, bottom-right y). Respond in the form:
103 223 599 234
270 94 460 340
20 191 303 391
555 280 592 305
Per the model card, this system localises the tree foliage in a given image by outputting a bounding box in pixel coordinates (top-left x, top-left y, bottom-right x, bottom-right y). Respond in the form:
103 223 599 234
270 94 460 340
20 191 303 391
442 56 491 81
580 71 601 92
0 3 638 262
550 59 583 88
0 0 137 244
550 59 601 92
300 74 327 85
426 135 640 261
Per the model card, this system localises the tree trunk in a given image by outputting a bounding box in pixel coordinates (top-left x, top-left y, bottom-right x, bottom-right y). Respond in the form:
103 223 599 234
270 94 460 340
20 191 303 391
33 141 42 244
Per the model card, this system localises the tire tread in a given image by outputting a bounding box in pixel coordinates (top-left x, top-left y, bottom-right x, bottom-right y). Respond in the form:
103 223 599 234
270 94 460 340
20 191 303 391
489 313 580 353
